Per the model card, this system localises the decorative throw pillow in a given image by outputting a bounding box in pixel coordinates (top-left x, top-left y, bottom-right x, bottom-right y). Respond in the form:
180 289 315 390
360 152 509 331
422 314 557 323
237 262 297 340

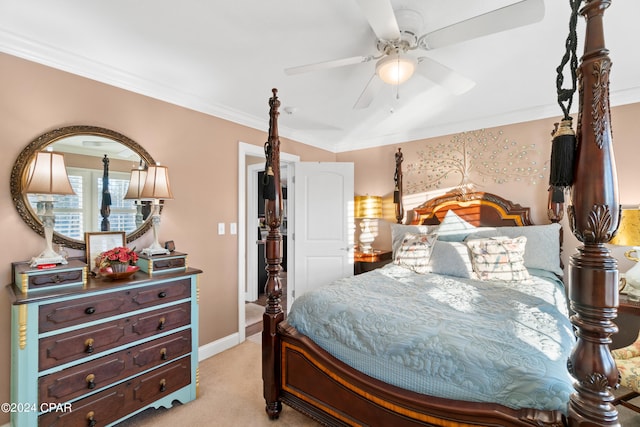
394 233 438 274
429 240 477 279
436 210 477 242
466 236 531 282
464 223 563 276
390 223 436 258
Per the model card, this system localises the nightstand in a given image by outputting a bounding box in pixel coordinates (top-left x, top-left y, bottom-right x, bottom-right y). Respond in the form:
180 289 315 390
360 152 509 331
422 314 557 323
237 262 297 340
612 294 640 349
354 250 392 275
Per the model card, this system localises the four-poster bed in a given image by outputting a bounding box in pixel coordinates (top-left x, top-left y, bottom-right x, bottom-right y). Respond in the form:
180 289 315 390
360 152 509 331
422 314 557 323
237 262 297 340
262 0 622 425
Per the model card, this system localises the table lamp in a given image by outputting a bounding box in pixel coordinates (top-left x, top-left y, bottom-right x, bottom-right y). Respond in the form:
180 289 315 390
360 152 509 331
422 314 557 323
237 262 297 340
24 151 76 267
124 164 148 227
355 195 382 253
610 207 640 300
139 164 173 256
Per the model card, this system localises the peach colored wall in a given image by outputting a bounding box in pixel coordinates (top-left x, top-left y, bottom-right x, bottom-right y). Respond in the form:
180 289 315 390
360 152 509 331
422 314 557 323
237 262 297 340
0 52 335 423
338 102 640 275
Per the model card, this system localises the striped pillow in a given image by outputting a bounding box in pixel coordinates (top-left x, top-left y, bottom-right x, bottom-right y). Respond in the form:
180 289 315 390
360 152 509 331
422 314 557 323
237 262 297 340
394 233 438 274
466 236 530 282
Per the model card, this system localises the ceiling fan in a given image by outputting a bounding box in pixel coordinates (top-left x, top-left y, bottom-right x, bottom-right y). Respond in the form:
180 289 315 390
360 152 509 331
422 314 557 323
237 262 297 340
285 0 545 109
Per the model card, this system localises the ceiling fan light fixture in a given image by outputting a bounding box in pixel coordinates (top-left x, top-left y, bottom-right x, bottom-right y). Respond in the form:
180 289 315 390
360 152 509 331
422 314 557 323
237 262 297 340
376 53 416 85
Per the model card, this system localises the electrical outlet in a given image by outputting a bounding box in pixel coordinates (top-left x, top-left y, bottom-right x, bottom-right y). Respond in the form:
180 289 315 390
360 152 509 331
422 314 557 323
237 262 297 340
230 222 237 235
217 223 225 235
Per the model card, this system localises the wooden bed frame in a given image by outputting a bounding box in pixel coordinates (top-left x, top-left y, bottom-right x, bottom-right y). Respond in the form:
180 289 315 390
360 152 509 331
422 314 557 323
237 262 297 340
262 1 621 425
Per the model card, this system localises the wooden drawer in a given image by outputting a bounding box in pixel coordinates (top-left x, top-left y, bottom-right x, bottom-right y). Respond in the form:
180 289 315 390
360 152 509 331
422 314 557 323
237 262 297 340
39 357 191 427
13 260 87 294
39 278 191 333
136 252 187 276
39 302 191 370
39 330 191 404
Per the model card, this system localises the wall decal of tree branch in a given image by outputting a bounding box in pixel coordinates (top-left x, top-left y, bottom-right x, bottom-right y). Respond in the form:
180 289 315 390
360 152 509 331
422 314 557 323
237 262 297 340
404 129 547 194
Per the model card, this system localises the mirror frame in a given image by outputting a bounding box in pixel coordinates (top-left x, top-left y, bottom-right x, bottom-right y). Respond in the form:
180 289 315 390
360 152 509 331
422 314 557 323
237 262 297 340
10 125 156 250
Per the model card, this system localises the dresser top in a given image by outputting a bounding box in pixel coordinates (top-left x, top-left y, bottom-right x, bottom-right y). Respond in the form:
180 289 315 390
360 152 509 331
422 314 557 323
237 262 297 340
7 266 202 305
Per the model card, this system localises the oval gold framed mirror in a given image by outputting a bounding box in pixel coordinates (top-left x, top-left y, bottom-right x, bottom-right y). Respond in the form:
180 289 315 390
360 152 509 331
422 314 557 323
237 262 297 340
11 125 156 250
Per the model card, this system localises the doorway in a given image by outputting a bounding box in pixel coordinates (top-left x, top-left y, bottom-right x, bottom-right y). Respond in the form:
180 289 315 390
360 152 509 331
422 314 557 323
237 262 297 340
237 142 298 343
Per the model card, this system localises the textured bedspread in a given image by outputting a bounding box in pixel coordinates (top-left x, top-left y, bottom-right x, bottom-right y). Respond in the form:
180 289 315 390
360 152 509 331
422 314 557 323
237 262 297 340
287 265 575 413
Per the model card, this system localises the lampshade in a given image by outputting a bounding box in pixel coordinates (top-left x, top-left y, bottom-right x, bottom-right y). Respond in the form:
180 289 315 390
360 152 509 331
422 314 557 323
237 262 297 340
355 195 383 219
124 168 148 200
139 165 173 200
376 53 417 85
24 151 75 195
610 208 640 246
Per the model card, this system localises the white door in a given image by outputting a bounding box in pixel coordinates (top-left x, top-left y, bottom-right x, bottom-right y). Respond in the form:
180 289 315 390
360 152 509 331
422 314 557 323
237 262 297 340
290 162 354 303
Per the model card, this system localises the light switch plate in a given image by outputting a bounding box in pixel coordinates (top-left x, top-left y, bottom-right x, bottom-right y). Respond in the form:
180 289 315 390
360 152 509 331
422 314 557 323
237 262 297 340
230 222 237 235
218 223 225 235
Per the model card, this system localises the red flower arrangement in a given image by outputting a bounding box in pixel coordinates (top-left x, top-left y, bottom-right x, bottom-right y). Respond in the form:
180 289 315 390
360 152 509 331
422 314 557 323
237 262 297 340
97 246 139 269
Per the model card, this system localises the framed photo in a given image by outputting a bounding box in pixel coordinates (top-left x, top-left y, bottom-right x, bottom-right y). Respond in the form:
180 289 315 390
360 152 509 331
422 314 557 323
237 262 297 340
85 231 126 269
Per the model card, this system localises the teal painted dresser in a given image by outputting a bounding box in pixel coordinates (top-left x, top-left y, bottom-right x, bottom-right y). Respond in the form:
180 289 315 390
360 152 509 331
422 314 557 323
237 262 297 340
7 263 202 426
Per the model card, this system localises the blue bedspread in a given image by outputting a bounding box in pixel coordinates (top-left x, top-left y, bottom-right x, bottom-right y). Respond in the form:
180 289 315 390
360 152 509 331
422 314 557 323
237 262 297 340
287 264 575 413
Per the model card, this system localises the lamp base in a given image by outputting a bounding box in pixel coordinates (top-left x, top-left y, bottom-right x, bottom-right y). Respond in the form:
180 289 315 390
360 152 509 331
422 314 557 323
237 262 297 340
141 245 170 256
30 254 68 268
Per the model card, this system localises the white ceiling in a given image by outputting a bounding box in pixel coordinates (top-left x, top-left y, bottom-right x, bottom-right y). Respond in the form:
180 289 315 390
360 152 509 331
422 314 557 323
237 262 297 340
1 1 638 153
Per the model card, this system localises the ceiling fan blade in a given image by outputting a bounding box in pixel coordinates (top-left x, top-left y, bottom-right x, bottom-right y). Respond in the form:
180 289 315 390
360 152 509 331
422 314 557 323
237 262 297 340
418 0 545 50
416 57 475 95
285 55 372 75
353 74 383 109
354 0 400 41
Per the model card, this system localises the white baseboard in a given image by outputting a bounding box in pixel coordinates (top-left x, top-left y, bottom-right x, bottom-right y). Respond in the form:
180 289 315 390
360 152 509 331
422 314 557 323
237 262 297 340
198 332 240 361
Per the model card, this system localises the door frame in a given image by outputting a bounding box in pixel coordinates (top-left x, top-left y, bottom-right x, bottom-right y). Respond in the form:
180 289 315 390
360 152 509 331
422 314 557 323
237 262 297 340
238 142 299 343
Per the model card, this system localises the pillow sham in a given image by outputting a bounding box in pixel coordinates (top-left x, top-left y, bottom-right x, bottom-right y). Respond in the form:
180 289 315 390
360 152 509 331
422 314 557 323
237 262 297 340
466 236 531 282
394 233 437 274
464 223 563 276
390 223 436 258
429 240 477 279
435 210 477 241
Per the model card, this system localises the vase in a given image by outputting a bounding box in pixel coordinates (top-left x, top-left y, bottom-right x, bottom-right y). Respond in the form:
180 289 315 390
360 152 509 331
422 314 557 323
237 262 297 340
110 262 128 273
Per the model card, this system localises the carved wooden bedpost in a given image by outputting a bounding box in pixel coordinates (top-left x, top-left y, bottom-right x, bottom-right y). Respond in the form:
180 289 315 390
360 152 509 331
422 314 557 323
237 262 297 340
262 88 285 419
394 148 404 224
567 1 620 425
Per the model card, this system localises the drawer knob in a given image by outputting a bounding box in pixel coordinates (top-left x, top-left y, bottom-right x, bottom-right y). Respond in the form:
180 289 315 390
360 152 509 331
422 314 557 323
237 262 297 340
85 338 95 354
158 317 166 330
160 378 167 392
85 306 96 315
160 348 168 360
86 411 97 427
158 291 167 298
86 373 96 389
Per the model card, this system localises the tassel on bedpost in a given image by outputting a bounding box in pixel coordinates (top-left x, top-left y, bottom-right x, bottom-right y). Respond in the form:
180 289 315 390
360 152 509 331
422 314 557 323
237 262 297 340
262 88 284 420
547 119 576 222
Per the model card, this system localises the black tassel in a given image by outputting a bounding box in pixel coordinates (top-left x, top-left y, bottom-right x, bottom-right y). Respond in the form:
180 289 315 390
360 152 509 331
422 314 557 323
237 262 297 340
549 119 576 188
263 166 276 201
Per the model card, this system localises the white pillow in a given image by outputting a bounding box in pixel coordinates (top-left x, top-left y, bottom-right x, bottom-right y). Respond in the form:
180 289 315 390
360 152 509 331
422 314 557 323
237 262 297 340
466 236 531 282
390 223 436 258
435 210 477 242
464 223 563 276
394 233 438 274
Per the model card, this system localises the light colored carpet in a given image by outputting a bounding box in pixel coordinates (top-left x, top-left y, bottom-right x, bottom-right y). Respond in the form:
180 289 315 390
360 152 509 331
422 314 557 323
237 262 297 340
245 302 264 326
115 340 319 426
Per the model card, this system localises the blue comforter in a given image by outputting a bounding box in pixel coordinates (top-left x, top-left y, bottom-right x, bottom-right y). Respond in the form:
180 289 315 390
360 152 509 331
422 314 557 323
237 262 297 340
287 264 575 413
